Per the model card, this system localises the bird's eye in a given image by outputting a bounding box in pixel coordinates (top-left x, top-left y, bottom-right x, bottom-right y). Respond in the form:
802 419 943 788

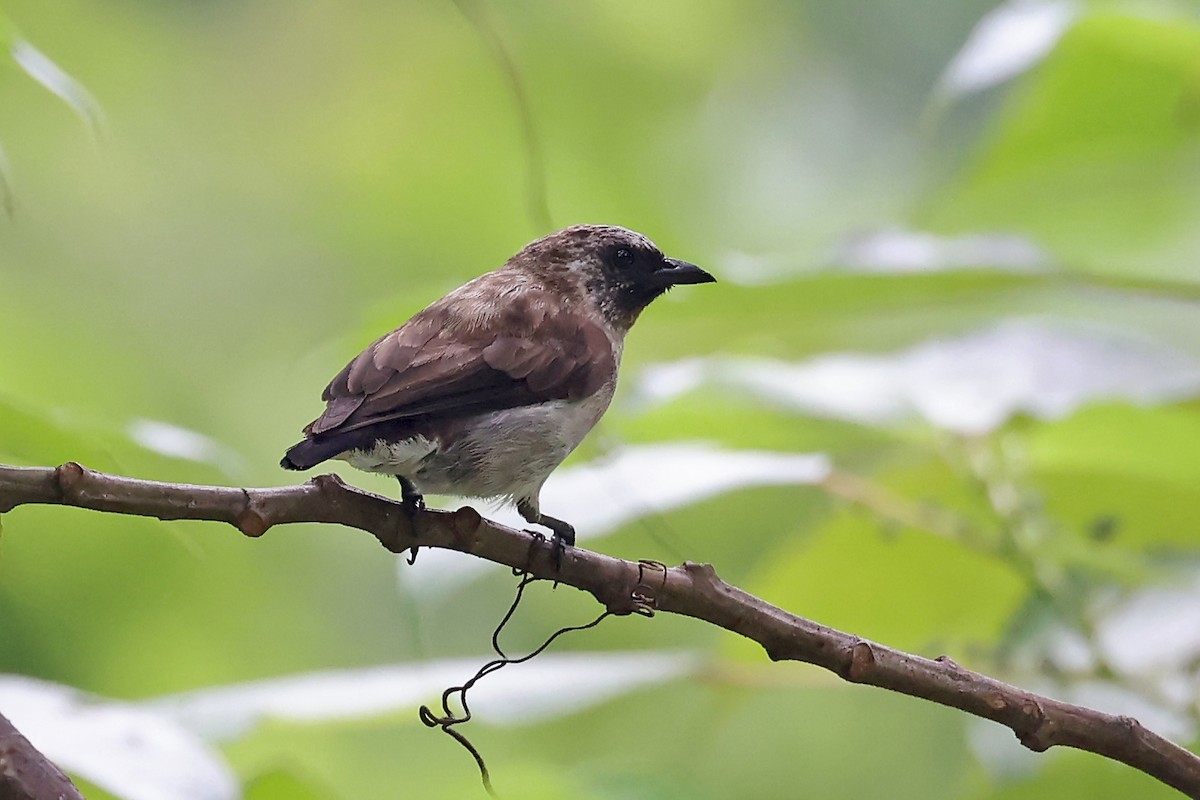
613 247 634 267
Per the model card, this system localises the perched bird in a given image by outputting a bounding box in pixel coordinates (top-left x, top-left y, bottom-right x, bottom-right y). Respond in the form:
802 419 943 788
281 224 714 551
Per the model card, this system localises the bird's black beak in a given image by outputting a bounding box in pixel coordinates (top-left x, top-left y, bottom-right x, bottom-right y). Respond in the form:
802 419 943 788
654 257 717 287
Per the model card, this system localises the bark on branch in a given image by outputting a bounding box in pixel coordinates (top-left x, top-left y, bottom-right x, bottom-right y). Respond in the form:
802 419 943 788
0 711 84 800
2 462 1199 798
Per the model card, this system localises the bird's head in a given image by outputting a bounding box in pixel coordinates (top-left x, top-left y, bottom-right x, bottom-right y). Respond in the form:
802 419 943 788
508 224 715 331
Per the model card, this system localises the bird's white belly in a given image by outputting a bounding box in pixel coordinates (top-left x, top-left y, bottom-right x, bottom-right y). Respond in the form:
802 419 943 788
339 387 614 503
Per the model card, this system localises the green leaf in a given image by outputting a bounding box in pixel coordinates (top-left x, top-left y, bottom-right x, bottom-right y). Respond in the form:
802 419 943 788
924 13 1200 280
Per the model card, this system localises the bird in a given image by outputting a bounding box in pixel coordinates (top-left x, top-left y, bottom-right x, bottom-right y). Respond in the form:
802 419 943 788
280 224 715 554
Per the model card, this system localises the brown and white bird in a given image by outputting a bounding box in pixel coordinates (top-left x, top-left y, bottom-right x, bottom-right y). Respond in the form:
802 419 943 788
281 224 714 549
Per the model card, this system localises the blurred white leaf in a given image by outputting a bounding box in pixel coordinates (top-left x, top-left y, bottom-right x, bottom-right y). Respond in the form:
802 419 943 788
464 651 697 725
976 568 1200 775
937 0 1077 98
150 651 697 739
828 229 1050 274
0 675 238 800
1064 680 1195 741
8 38 105 137
127 418 245 472
401 442 831 596
1096 575 1200 679
636 320 1200 435
966 717 1042 779
713 249 808 286
719 229 1049 285
527 442 829 535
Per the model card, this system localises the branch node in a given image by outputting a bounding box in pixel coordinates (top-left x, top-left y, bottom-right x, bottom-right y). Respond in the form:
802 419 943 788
1118 715 1142 732
846 640 876 682
934 654 961 671
1018 733 1050 752
370 505 418 555
451 506 483 539
55 462 86 495
1015 700 1054 752
1116 715 1148 745
681 560 719 590
310 473 347 491
235 508 270 538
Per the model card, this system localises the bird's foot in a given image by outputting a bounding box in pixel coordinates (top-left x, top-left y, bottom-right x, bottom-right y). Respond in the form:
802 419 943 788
540 515 576 550
516 503 574 572
540 533 566 573
396 476 424 565
518 529 570 576
396 476 425 511
543 520 575 572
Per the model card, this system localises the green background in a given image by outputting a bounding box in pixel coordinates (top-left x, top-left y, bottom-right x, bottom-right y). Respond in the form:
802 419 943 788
2 1 1200 798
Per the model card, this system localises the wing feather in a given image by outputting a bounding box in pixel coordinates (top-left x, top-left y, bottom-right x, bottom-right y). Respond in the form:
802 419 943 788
300 288 613 440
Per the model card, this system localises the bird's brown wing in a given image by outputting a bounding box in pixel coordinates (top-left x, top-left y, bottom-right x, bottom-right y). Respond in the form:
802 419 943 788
303 291 613 438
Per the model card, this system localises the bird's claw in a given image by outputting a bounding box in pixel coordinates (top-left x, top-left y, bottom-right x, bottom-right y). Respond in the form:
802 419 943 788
519 530 546 575
515 500 574 574
517 529 570 579
395 476 424 565
550 532 568 572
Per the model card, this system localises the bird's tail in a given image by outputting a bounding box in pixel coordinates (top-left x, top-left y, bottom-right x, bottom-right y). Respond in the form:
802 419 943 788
281 422 395 471
280 438 339 471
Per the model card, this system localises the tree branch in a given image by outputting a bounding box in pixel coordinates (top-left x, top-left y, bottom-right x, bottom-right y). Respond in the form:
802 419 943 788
0 711 85 800
2 462 1199 798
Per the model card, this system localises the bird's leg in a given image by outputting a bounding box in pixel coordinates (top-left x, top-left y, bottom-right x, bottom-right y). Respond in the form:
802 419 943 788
396 475 424 565
396 475 425 510
517 498 574 569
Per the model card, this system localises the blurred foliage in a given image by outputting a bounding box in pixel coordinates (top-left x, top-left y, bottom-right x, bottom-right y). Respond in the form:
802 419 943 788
2 1 1200 799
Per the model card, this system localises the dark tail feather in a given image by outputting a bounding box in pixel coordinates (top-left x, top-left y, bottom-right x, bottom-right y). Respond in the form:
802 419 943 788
282 421 410 471
280 438 344 471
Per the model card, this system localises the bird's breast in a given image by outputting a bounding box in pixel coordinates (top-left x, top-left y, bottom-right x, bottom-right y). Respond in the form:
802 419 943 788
435 385 615 498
